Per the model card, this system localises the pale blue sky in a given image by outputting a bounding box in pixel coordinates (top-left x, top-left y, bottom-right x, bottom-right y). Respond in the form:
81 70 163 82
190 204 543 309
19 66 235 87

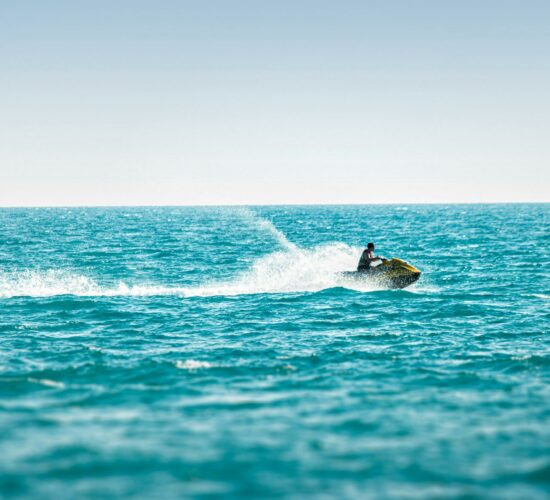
1 0 549 205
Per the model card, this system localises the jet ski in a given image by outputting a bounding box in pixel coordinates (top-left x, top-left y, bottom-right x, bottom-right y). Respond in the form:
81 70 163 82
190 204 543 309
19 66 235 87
342 258 421 289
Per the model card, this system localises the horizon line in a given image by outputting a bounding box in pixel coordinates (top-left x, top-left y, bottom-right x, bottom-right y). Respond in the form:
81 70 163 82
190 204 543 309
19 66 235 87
0 201 548 209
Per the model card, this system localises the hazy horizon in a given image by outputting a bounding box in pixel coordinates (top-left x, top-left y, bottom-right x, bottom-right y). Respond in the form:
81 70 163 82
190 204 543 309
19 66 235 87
1 201 548 210
2 0 549 206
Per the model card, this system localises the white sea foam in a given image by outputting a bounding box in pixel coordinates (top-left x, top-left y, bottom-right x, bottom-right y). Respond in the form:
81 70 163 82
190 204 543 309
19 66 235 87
175 360 212 370
28 378 66 388
0 270 103 298
0 269 170 298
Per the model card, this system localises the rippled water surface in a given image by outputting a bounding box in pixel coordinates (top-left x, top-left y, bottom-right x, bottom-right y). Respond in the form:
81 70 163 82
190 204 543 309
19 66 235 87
1 205 548 498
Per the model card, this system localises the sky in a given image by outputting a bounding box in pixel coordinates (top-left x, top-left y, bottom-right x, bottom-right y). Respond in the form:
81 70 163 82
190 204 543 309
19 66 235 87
1 0 549 206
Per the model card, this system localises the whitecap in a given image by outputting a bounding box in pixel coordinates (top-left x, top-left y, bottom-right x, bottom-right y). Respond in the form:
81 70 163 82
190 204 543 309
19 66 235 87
28 378 65 388
175 360 212 370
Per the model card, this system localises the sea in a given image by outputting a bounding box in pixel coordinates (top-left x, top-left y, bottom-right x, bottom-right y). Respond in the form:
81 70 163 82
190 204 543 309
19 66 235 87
0 204 548 499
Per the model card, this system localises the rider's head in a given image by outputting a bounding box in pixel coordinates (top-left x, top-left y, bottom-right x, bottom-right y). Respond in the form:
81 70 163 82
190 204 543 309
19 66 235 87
367 242 375 250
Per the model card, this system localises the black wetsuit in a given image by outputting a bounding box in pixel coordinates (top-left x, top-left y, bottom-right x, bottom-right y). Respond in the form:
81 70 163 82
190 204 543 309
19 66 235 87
357 249 373 272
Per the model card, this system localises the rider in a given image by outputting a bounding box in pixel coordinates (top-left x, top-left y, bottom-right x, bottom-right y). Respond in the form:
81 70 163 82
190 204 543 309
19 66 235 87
357 242 383 272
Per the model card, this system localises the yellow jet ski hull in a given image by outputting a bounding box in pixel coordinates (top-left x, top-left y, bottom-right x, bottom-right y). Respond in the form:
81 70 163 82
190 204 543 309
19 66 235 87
342 258 421 289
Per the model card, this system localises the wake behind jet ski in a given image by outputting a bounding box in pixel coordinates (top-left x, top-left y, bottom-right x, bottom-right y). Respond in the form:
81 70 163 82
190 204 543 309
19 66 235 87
342 242 421 289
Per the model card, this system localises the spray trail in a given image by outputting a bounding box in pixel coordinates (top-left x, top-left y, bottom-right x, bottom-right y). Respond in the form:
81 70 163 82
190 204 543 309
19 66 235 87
0 212 422 298
237 208 298 251
0 243 382 298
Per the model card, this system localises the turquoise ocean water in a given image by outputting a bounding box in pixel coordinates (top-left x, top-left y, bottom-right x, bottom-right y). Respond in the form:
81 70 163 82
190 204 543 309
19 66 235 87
1 204 549 498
